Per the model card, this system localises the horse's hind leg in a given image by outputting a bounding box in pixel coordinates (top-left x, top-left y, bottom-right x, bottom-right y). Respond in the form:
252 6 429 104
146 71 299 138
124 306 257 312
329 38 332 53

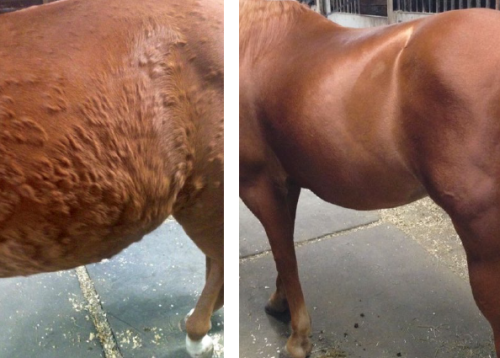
185 255 223 358
241 176 311 358
450 208 500 356
206 256 224 311
174 201 223 358
428 172 500 356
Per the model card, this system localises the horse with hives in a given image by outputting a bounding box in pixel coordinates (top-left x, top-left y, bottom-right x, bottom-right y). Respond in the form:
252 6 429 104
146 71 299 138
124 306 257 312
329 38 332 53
0 0 223 357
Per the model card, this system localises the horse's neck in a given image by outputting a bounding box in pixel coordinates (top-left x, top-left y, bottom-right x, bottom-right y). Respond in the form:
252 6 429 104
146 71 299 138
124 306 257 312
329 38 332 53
240 0 307 60
240 1 342 65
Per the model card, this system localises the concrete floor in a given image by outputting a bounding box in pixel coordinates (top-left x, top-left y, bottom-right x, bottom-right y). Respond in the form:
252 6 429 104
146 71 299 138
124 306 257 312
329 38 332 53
239 190 495 358
0 220 224 358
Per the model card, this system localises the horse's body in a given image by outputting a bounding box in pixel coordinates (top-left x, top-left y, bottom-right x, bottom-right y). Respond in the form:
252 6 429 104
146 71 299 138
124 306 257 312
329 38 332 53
0 0 223 356
240 1 500 357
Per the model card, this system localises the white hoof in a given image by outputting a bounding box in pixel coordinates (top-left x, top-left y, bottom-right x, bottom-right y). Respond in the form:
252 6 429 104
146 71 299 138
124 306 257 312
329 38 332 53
186 335 214 358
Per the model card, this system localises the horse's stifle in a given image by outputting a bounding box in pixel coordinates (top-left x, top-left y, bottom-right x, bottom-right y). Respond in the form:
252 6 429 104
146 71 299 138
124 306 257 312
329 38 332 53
0 0 223 357
240 1 500 357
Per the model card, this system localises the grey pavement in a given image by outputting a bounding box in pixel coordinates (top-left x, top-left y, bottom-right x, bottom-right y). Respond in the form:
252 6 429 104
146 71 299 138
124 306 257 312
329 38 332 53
239 191 495 358
87 221 224 358
240 190 379 257
0 270 102 358
0 220 223 358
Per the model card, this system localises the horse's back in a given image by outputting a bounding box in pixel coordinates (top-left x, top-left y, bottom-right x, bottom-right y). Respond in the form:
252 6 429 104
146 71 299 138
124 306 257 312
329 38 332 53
0 0 223 277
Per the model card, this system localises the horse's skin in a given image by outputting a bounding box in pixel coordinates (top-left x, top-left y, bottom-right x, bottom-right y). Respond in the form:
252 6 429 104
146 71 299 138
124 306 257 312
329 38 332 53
240 1 500 357
0 0 223 357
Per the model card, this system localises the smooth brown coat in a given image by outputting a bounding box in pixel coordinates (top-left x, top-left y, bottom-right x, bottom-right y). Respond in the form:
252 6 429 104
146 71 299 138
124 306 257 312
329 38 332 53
0 0 223 356
240 1 500 357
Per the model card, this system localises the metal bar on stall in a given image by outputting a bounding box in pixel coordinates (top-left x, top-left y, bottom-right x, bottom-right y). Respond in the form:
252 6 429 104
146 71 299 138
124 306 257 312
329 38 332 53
387 0 395 24
326 0 331 14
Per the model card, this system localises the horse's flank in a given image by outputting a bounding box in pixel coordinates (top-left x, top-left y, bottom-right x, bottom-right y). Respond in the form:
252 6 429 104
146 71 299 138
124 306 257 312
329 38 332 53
0 0 223 277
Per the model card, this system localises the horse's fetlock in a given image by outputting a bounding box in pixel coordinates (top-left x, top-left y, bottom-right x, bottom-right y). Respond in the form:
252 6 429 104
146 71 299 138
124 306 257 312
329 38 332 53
186 316 211 341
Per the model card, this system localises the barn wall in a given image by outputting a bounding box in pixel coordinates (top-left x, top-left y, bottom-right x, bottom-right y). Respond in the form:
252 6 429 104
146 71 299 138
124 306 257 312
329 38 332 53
328 12 389 27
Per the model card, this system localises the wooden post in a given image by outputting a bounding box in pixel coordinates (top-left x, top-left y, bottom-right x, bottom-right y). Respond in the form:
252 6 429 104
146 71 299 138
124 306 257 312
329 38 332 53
497 0 500 10
43 0 49 3
387 0 395 23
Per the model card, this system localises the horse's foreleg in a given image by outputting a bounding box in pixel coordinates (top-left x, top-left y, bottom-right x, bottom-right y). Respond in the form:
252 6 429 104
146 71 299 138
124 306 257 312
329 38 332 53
241 177 311 358
266 183 301 319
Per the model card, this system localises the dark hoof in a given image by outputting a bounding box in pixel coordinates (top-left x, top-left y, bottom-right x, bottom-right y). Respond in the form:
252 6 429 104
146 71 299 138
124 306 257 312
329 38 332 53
265 304 291 323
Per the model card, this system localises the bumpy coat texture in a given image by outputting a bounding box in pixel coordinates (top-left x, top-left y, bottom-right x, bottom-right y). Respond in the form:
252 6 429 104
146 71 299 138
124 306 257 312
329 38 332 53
0 0 223 277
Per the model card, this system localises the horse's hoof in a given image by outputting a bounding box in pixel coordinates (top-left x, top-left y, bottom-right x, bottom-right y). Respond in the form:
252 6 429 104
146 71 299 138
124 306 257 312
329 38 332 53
186 334 214 358
265 303 291 323
278 348 309 358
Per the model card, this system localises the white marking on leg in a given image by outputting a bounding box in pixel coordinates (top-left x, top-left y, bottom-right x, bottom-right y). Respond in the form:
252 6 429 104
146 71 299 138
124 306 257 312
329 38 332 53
186 308 195 319
186 334 214 358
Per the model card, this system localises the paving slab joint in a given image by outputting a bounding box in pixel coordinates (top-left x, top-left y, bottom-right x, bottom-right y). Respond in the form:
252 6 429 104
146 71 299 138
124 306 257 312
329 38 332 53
239 219 383 262
75 266 124 358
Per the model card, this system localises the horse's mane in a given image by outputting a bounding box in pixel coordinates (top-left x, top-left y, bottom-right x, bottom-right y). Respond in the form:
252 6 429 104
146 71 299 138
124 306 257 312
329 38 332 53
240 0 309 61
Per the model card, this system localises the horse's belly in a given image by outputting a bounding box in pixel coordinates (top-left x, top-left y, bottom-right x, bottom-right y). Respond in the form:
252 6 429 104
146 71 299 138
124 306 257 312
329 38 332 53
0 158 172 277
0 211 162 278
280 144 426 210
307 171 426 211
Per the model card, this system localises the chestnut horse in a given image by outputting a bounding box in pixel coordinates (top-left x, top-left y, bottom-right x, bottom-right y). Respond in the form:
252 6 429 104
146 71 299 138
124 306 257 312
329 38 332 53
240 1 500 357
0 0 223 357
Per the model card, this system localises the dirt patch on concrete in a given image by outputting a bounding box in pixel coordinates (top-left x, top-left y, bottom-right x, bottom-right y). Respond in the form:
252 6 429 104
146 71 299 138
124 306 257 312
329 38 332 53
380 198 468 281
